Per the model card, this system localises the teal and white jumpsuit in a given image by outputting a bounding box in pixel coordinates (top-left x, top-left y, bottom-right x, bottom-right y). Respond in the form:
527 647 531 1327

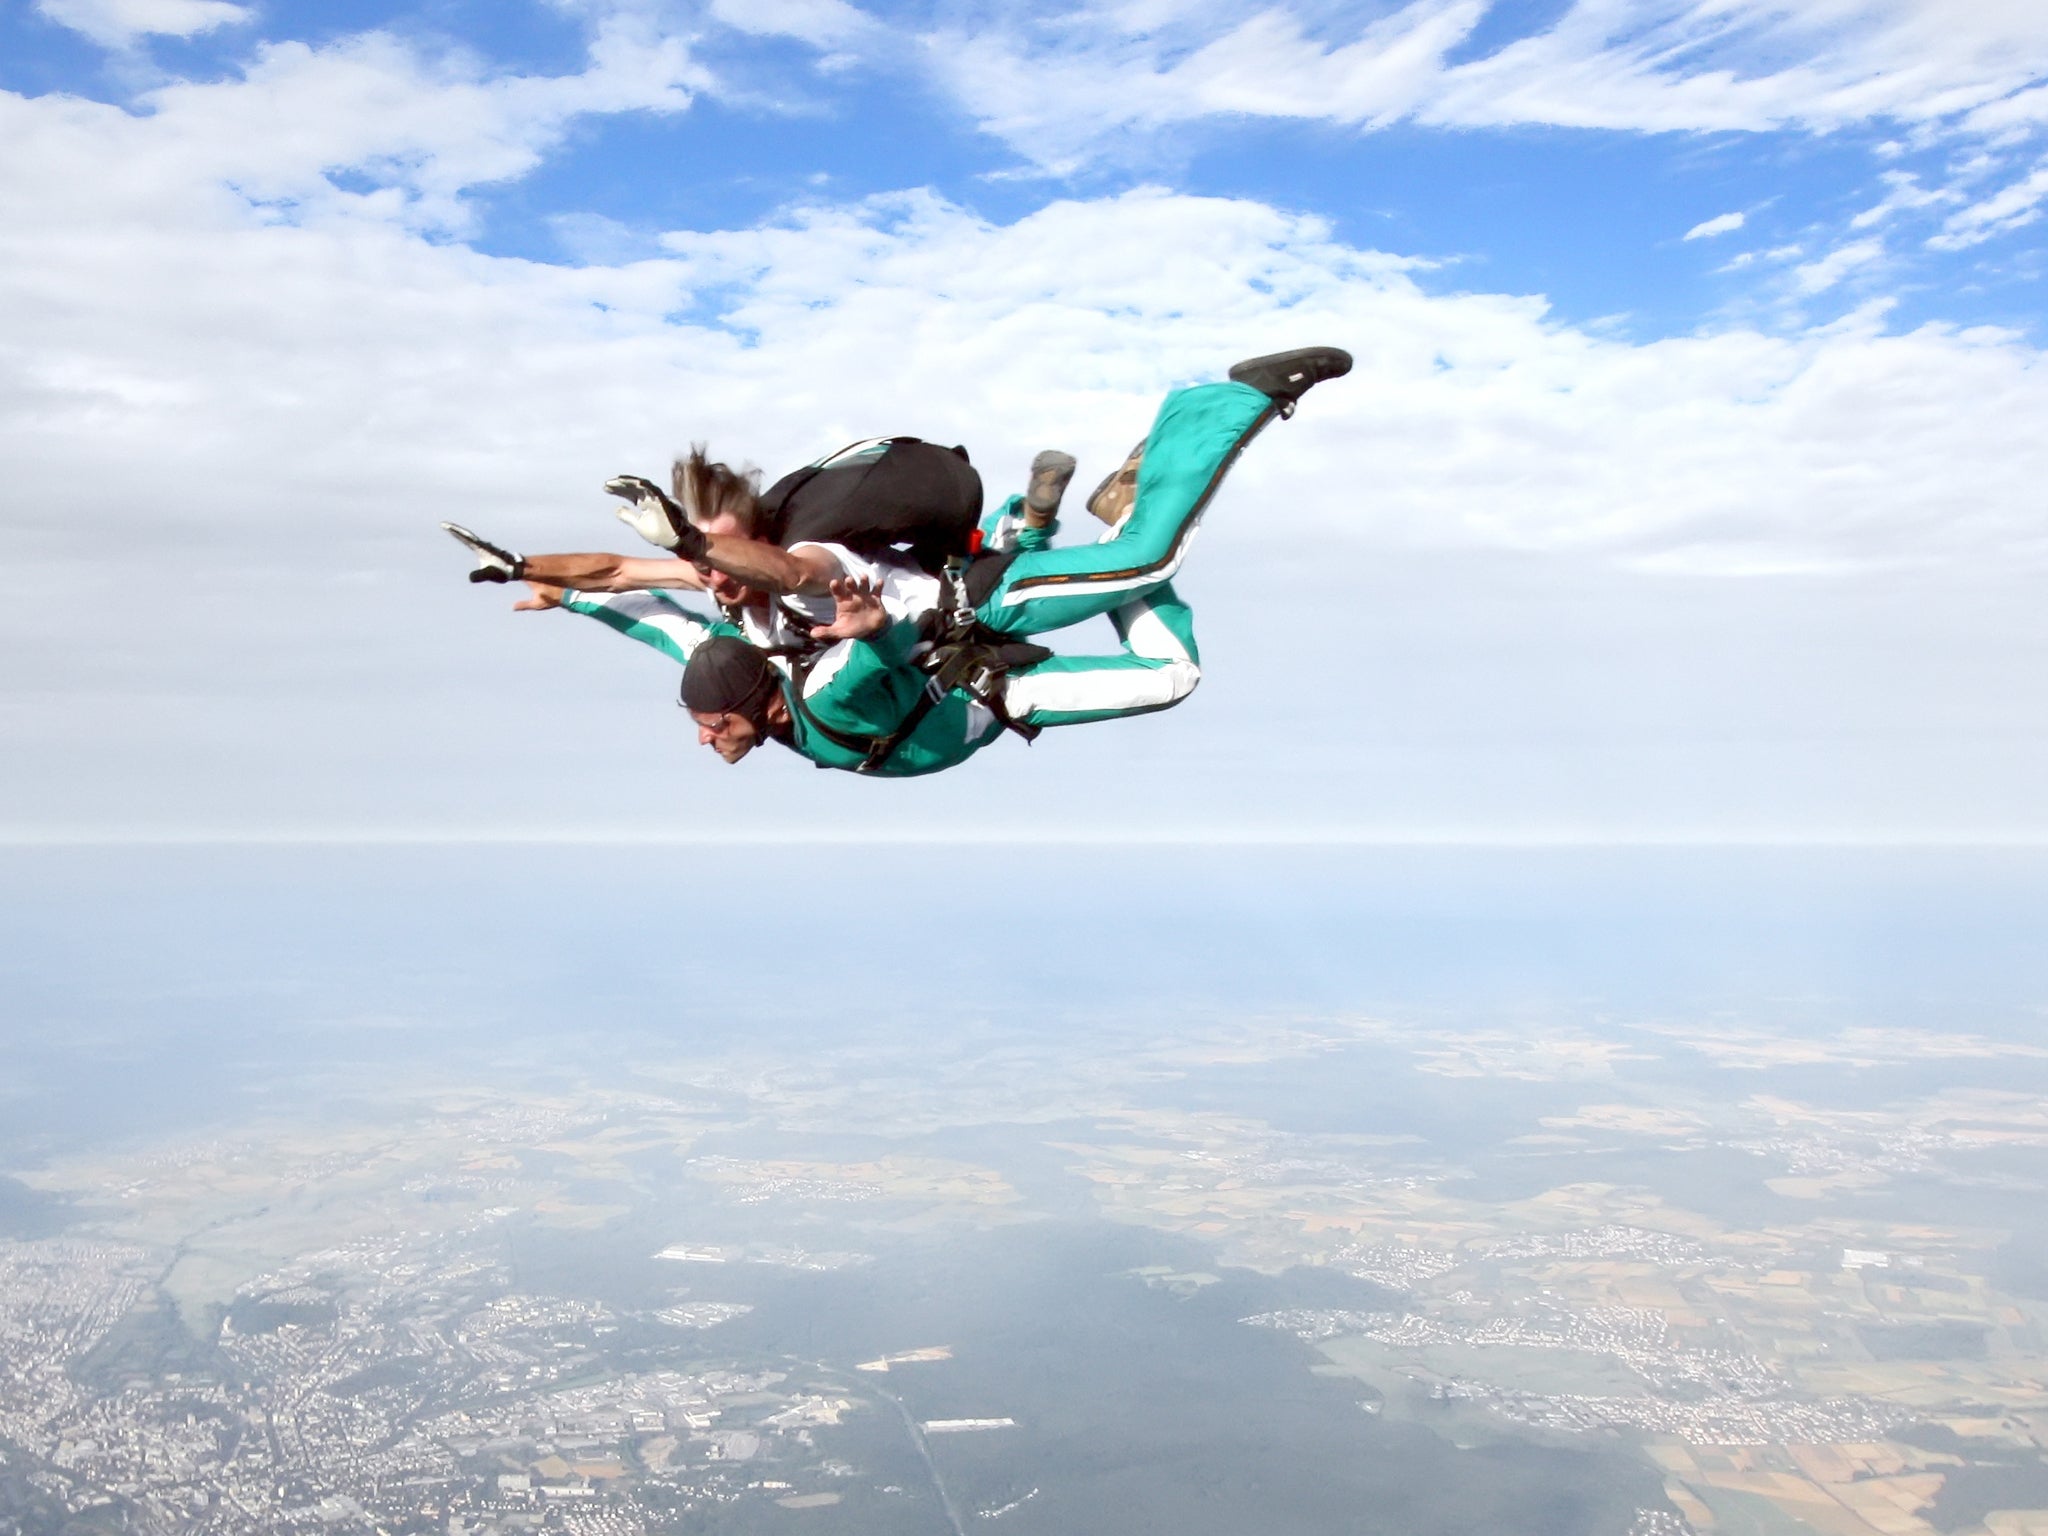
561 379 1278 771
558 597 1008 775
972 379 1276 726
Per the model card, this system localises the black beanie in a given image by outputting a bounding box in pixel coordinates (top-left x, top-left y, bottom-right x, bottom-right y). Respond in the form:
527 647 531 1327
680 636 780 723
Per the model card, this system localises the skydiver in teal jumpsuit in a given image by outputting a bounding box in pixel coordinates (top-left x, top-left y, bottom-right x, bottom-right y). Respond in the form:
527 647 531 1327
449 348 1350 775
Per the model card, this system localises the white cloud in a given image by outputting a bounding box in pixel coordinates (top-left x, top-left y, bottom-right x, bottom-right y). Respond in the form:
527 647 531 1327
20 22 710 237
5 33 2048 839
928 0 1489 173
1790 236 1886 293
1425 0 2048 135
37 0 250 48
1962 80 2048 137
1928 159 2048 248
5 111 2043 585
707 0 876 48
1156 1 1487 127
1848 168 1955 229
11 33 2034 590
1684 211 1745 240
913 0 2048 170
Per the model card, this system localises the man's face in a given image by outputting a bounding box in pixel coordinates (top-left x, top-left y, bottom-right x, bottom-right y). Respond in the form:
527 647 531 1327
689 708 760 764
696 512 759 608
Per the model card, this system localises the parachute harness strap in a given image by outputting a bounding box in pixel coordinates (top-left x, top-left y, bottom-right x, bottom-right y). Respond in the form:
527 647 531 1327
851 554 1043 774
946 552 977 635
772 553 1044 774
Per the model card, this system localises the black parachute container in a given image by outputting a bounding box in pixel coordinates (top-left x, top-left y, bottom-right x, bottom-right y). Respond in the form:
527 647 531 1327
758 437 983 573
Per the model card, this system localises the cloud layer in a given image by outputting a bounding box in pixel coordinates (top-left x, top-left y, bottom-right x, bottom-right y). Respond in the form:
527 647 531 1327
4 8 2045 839
914 0 2048 165
37 0 251 49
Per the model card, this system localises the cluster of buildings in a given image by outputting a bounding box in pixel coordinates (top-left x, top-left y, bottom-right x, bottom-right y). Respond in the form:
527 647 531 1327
1735 1125 1954 1181
1242 1269 1910 1451
651 1242 870 1272
683 1157 884 1206
0 1227 876 1534
1627 1507 1697 1536
1478 1225 1711 1265
1481 1385 1914 1447
1328 1242 1460 1291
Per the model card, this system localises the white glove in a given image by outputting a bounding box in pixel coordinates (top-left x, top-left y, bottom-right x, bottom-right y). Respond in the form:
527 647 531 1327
604 474 704 557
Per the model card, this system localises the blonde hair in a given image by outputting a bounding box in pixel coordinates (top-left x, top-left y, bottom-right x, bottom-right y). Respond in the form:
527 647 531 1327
672 445 763 536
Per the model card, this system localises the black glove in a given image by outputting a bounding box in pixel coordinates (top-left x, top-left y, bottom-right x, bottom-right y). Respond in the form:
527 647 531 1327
441 521 526 582
605 474 708 561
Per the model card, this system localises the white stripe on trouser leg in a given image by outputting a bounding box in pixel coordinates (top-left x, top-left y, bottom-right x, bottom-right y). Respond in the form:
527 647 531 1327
995 521 1205 608
1116 596 1189 663
1002 657 1201 721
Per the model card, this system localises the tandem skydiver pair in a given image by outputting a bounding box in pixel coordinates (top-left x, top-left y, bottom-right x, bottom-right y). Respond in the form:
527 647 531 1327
444 347 1352 778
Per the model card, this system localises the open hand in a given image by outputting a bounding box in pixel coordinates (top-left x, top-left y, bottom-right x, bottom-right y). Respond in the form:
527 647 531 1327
606 474 702 556
808 576 887 641
513 579 565 612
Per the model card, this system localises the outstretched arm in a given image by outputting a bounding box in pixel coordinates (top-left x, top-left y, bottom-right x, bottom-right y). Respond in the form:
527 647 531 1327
519 552 711 593
551 586 732 667
606 477 841 595
520 542 841 598
692 536 840 596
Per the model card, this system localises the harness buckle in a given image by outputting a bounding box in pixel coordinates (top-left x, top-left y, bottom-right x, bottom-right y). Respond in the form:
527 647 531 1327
943 553 976 634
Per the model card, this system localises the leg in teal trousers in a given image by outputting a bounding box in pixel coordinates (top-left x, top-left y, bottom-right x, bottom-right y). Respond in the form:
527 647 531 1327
976 381 1277 639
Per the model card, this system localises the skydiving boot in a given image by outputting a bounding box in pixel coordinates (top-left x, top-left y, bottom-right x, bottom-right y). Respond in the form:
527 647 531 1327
1085 440 1144 527
1227 345 1353 418
1023 450 1077 530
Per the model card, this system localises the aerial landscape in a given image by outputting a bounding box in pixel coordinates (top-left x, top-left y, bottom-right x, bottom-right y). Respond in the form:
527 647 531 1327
6 0 2047 1532
4 848 2047 1536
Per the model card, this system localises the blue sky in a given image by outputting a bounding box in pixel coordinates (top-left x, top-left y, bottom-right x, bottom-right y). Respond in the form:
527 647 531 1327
3 0 2047 842
10 0 2043 337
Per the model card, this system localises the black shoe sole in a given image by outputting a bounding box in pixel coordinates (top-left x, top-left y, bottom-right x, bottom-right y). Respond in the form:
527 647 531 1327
1227 346 1353 410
